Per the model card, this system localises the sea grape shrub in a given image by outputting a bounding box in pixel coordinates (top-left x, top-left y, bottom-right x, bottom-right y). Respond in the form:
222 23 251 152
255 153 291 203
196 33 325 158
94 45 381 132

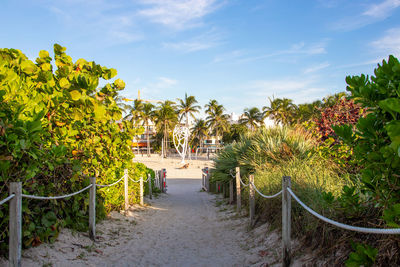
335 55 400 224
0 45 143 254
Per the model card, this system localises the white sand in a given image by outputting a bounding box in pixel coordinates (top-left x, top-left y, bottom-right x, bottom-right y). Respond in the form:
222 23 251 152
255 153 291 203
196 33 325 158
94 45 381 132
1 155 307 266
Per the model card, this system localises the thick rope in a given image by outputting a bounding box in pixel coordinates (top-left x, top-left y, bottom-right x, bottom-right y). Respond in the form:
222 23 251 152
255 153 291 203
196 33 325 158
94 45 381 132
287 188 400 234
239 175 249 187
22 184 93 200
250 182 282 199
129 177 141 183
0 194 15 206
96 176 124 188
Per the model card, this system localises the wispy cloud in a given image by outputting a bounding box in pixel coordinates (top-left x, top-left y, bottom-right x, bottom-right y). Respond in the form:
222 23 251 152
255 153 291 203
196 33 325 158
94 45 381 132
370 27 400 56
246 77 328 105
236 41 327 63
47 1 143 46
212 50 244 63
363 0 400 18
137 0 223 30
163 29 223 52
156 77 178 87
303 62 330 74
332 0 400 31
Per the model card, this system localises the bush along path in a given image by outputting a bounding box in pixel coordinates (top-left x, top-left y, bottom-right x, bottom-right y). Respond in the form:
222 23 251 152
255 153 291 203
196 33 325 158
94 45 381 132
0 45 151 257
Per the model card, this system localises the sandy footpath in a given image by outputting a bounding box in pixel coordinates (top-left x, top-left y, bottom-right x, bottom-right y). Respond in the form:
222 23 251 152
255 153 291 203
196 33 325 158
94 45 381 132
1 155 300 267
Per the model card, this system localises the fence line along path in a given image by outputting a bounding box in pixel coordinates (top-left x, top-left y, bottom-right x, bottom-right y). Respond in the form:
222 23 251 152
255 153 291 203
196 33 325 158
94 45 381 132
202 167 400 267
0 168 165 267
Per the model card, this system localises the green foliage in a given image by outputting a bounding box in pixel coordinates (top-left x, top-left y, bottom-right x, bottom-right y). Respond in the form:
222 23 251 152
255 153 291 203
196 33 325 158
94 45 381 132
336 56 400 222
0 45 148 254
345 242 377 267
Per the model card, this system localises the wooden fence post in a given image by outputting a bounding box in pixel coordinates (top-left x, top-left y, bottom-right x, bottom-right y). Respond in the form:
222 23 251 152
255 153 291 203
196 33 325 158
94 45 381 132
89 177 96 241
249 174 255 228
148 173 152 199
158 170 163 193
9 182 22 267
140 176 144 206
236 167 241 213
205 167 209 192
282 176 292 267
124 169 129 212
229 180 234 204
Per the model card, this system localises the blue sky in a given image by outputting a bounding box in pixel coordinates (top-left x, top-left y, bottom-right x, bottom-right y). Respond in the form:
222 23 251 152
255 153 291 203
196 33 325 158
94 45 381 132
1 0 400 116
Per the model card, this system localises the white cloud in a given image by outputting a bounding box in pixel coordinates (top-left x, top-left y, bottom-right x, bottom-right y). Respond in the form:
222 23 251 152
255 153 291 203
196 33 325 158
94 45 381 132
245 76 329 105
163 29 223 52
370 27 400 56
137 0 222 30
237 41 327 63
156 77 178 87
303 62 330 74
363 0 400 18
212 50 245 63
333 0 400 31
47 1 143 46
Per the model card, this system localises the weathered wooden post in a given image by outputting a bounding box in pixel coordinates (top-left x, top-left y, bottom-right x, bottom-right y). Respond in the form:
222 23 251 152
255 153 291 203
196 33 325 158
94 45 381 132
124 169 129 212
202 168 205 190
9 182 22 267
159 170 162 191
205 167 209 192
229 180 234 204
140 176 144 206
282 176 292 267
249 174 255 227
89 177 96 241
148 173 152 199
236 167 241 212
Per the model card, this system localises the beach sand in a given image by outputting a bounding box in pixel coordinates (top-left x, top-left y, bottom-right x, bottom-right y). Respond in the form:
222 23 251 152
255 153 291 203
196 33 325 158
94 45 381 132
1 155 305 266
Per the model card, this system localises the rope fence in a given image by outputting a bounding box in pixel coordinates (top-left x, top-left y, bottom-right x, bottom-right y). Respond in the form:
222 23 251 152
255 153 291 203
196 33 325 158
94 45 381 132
1 167 167 267
203 166 400 267
0 194 15 206
96 176 124 188
22 184 94 200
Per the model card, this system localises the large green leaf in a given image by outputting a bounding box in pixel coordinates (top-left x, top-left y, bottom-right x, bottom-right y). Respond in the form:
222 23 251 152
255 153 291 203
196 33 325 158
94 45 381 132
379 98 400 119
39 50 49 59
114 79 125 89
20 60 37 75
385 120 400 153
94 104 106 120
59 77 70 88
70 90 81 101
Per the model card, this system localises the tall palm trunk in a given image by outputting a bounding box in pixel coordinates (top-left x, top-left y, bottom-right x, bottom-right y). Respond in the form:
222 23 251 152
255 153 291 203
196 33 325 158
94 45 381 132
146 122 150 157
185 112 189 159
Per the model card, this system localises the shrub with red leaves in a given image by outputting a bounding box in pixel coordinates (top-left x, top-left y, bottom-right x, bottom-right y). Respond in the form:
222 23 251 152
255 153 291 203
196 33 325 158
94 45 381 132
314 98 363 142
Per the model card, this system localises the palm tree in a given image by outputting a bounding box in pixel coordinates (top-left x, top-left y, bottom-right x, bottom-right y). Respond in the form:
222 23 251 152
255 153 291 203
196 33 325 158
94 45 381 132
153 100 178 158
125 99 145 152
263 97 298 125
297 100 323 123
177 93 201 128
204 99 219 115
239 107 264 131
205 100 229 144
191 119 208 150
141 103 155 157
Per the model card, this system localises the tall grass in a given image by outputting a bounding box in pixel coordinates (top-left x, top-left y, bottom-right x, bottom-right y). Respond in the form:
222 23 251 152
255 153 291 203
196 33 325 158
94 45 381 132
211 126 355 263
